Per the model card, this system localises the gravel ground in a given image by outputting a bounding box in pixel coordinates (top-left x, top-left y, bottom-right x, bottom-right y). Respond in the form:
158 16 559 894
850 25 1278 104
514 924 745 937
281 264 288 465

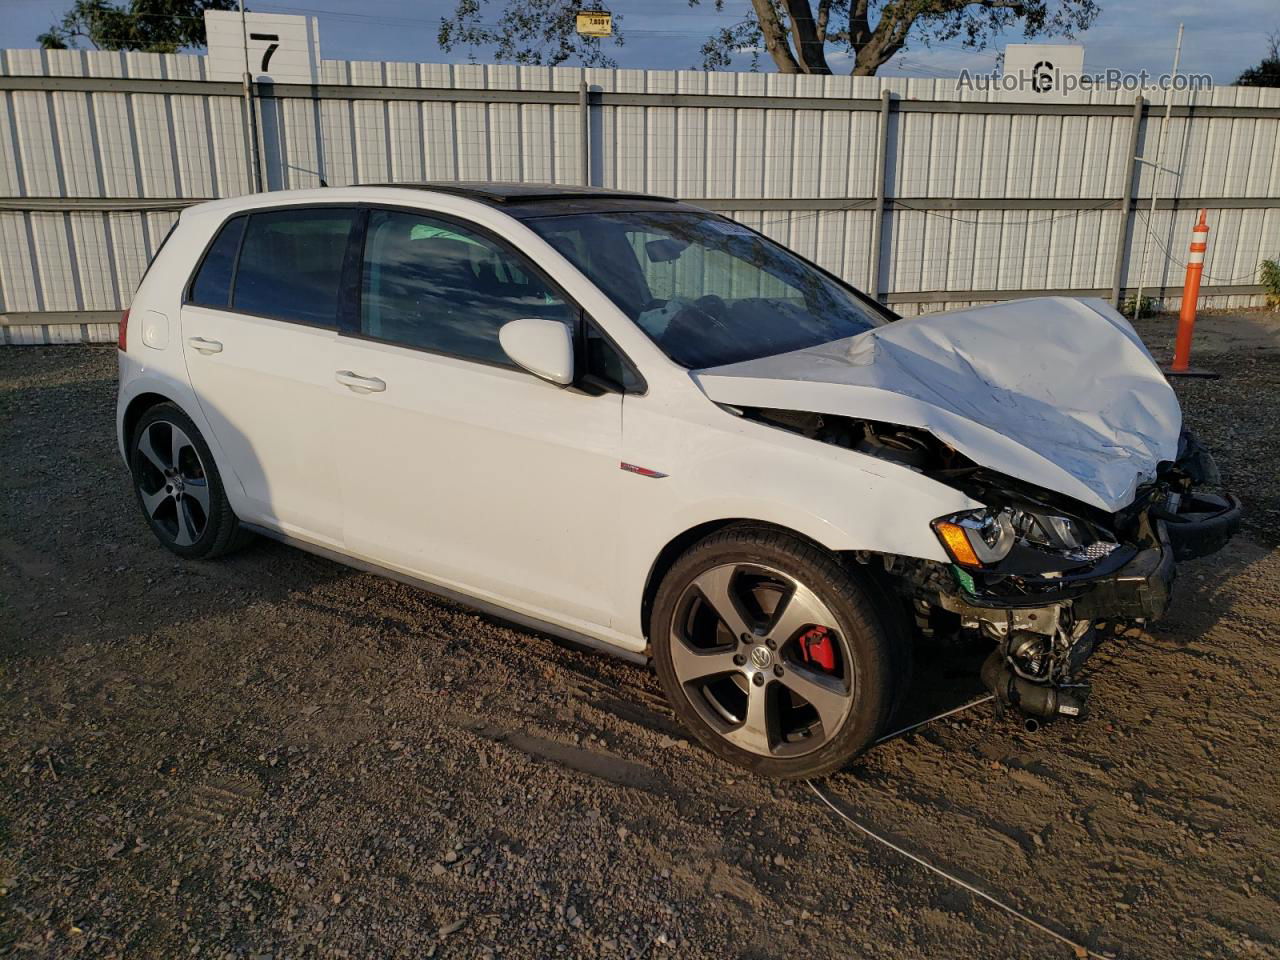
2 316 1279 959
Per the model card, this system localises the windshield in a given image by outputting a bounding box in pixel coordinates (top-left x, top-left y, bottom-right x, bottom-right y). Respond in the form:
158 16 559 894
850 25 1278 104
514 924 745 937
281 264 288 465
523 209 888 368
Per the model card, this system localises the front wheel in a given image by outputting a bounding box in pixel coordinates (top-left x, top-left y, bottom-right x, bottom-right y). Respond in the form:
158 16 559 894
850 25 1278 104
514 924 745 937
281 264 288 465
651 526 900 779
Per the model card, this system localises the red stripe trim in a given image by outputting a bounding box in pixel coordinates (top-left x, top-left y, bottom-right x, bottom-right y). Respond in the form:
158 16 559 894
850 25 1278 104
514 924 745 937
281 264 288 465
621 462 668 478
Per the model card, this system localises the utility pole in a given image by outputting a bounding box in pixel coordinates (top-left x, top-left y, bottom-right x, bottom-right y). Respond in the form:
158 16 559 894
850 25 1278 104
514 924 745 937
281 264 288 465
240 0 263 192
1132 23 1183 321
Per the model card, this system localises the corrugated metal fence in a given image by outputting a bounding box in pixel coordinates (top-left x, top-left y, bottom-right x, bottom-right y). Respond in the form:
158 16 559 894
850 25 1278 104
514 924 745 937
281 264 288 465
2 47 1279 344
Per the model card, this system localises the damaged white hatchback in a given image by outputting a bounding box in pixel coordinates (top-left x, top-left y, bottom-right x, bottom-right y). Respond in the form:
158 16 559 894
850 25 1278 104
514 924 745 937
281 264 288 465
118 183 1241 779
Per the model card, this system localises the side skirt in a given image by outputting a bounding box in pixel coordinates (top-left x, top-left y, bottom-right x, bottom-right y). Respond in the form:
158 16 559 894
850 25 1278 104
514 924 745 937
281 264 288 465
241 523 651 666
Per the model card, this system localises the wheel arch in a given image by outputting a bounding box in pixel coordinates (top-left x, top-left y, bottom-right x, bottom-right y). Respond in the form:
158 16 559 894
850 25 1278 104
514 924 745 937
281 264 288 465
122 391 175 450
119 386 247 513
640 518 836 642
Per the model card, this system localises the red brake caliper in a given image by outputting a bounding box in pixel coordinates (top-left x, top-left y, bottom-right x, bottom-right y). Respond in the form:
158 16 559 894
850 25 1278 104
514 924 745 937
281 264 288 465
798 626 836 672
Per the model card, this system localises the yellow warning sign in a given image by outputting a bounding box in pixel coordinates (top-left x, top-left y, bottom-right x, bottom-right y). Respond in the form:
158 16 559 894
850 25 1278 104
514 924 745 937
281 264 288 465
575 11 613 37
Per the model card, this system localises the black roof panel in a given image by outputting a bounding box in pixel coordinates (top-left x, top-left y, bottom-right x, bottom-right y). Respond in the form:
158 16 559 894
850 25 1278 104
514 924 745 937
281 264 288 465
365 181 676 205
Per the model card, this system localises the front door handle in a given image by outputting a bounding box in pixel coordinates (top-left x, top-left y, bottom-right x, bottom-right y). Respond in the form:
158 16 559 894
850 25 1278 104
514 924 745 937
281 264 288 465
335 370 387 394
187 336 223 355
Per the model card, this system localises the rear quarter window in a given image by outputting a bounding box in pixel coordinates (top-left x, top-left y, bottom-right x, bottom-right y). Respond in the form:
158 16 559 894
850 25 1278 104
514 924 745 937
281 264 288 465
187 215 246 309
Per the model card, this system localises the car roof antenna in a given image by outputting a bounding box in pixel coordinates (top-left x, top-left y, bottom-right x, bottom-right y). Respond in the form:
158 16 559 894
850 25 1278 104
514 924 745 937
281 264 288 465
282 163 327 187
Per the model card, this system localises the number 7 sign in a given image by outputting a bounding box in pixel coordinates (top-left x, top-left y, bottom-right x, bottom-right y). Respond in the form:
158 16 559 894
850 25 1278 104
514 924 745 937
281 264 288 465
250 33 281 74
204 11 321 84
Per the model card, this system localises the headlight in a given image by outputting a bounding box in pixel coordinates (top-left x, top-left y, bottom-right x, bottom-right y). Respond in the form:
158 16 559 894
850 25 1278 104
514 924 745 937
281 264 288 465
932 507 1117 569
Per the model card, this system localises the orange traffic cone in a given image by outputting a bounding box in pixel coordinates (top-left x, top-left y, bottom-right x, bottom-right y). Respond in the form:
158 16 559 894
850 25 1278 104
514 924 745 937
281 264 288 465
1163 209 1218 379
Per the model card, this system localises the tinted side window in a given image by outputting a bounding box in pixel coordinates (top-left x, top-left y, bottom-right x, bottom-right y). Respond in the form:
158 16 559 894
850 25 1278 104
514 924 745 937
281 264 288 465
360 209 572 366
188 215 245 308
232 208 355 327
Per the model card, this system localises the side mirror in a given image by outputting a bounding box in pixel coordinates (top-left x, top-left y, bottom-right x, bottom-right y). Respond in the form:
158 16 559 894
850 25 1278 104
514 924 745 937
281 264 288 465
499 318 575 386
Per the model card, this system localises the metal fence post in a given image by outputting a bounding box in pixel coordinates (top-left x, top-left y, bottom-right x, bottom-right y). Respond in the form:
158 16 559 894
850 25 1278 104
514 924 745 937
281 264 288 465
239 0 263 192
869 89 893 302
579 79 590 187
1111 94 1145 308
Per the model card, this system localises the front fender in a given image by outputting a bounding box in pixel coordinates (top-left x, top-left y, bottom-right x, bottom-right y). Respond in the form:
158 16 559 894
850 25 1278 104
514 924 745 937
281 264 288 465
615 397 981 639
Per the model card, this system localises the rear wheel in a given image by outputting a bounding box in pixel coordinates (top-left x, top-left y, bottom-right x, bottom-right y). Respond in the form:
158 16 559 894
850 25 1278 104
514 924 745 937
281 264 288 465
129 403 251 559
652 526 899 778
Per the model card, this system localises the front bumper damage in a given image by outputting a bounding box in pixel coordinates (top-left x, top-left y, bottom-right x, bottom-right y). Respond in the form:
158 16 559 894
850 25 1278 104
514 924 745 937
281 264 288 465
917 487 1241 726
951 491 1241 621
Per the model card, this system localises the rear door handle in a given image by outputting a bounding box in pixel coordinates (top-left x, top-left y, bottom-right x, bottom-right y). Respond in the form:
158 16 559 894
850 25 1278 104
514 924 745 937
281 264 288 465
335 370 387 394
187 336 223 355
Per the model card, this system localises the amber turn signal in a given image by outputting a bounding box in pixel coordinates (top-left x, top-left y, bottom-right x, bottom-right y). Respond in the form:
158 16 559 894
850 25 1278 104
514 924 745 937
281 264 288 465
933 520 983 567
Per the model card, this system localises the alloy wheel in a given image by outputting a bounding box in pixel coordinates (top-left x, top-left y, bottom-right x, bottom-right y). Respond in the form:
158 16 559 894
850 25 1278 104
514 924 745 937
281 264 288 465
134 421 211 547
668 562 855 758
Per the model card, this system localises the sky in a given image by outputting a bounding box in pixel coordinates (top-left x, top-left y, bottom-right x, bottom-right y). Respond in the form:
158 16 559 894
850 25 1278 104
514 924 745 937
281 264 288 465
0 0 1273 84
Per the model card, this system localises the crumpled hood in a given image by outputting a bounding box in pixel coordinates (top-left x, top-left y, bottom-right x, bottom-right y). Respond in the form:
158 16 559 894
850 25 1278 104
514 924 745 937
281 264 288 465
694 297 1182 513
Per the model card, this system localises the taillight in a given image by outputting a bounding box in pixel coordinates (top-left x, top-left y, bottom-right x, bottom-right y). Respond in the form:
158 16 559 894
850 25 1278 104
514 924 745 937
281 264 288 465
118 309 129 350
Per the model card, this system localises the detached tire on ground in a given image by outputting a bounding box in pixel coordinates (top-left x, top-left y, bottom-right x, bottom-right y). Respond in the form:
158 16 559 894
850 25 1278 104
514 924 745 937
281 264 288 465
651 525 902 779
129 402 252 559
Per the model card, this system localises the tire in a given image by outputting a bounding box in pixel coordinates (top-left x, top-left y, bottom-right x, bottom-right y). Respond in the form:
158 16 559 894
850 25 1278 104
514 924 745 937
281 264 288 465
1160 492 1242 561
128 402 252 559
651 524 900 779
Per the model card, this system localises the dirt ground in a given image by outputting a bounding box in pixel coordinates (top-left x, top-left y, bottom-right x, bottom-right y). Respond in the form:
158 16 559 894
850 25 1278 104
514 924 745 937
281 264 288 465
2 311 1279 960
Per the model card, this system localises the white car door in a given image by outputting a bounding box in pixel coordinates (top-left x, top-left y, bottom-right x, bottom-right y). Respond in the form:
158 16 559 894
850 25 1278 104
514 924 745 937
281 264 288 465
180 207 356 547
332 208 628 628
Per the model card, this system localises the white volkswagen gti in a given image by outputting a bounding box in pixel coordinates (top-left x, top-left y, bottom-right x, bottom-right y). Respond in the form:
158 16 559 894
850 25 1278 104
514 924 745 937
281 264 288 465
117 183 1240 778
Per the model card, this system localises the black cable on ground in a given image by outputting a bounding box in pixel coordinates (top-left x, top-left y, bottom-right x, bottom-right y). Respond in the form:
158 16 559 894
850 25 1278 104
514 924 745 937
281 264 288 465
806 695 1113 959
